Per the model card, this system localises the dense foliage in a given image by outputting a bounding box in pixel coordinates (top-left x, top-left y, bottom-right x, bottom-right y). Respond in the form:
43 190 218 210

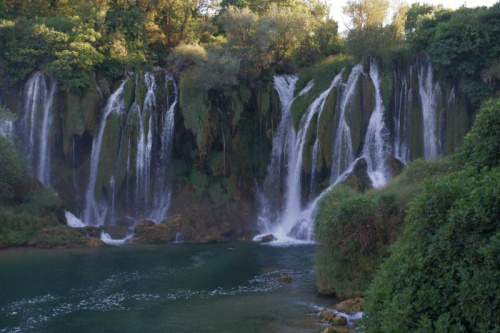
362 98 500 332
0 0 340 91
315 158 455 298
0 135 70 248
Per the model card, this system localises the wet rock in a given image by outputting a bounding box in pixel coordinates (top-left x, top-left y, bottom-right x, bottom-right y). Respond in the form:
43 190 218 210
278 276 292 283
322 327 352 333
333 315 348 326
387 154 406 178
341 158 372 193
134 220 155 234
333 297 364 315
320 309 336 322
81 226 101 238
101 225 130 239
133 214 187 244
261 234 276 243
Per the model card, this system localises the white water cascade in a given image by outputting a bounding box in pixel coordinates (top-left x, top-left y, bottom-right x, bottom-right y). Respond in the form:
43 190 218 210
83 80 128 226
362 60 390 188
148 73 177 222
135 73 156 214
259 61 396 242
330 65 364 181
18 72 57 187
392 65 411 163
418 60 442 160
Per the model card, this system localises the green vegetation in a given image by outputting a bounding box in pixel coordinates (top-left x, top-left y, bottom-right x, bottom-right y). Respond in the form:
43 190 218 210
360 98 500 331
315 158 455 298
0 135 79 248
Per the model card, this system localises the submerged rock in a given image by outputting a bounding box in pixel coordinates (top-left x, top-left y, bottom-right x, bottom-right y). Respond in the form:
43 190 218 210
278 276 292 283
261 234 276 243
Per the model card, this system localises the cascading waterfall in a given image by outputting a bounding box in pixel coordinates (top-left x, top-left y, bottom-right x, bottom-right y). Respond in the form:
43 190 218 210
418 60 441 160
18 72 57 187
0 117 14 139
260 61 403 242
330 65 364 181
392 66 411 163
259 74 342 240
83 80 127 226
258 75 299 231
79 72 177 227
362 60 390 188
135 73 156 214
148 73 177 222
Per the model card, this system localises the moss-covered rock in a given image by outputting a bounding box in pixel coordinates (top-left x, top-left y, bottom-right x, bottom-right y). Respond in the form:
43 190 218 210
133 214 186 244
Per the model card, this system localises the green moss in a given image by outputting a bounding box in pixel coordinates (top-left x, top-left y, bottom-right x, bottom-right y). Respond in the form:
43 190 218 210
302 113 318 174
95 114 122 200
345 77 365 154
230 90 244 127
62 83 101 154
179 69 208 149
208 181 224 205
208 151 226 177
318 87 340 171
189 168 208 196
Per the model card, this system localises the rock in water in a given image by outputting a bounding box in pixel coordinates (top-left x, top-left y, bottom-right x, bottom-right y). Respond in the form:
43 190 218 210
332 297 364 315
261 234 276 243
333 315 348 326
320 309 336 322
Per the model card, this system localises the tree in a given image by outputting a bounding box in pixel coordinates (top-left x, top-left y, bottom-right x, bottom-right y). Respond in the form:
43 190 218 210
343 0 389 30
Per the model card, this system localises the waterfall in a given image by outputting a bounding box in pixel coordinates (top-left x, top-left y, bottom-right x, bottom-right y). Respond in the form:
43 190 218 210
83 80 127 226
18 72 56 187
259 61 397 242
392 66 410 163
258 74 342 241
418 60 441 160
135 73 156 214
0 118 14 140
258 75 299 231
362 60 390 188
331 65 363 181
148 73 177 222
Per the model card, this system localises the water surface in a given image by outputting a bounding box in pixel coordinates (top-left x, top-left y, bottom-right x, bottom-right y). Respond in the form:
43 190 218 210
0 242 331 332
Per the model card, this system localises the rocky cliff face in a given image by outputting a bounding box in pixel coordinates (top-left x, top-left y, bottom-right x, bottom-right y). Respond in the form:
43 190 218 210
0 57 474 239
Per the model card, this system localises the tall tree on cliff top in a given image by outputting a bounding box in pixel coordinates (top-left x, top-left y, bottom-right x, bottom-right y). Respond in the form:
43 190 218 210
343 0 389 29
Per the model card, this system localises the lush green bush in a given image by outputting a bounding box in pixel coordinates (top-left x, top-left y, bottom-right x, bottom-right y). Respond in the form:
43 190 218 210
0 136 24 201
315 158 455 298
363 167 500 332
363 99 500 332
456 98 500 170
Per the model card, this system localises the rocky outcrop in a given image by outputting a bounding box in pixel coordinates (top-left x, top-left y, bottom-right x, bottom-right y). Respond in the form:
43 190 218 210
333 297 364 315
133 215 186 244
261 234 276 243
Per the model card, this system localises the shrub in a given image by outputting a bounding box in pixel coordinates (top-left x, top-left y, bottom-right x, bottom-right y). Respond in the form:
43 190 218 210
0 136 24 201
363 167 500 332
363 99 500 332
456 98 500 170
314 158 455 298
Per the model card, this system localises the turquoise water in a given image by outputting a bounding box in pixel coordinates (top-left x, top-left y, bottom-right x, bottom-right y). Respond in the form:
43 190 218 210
0 242 332 332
